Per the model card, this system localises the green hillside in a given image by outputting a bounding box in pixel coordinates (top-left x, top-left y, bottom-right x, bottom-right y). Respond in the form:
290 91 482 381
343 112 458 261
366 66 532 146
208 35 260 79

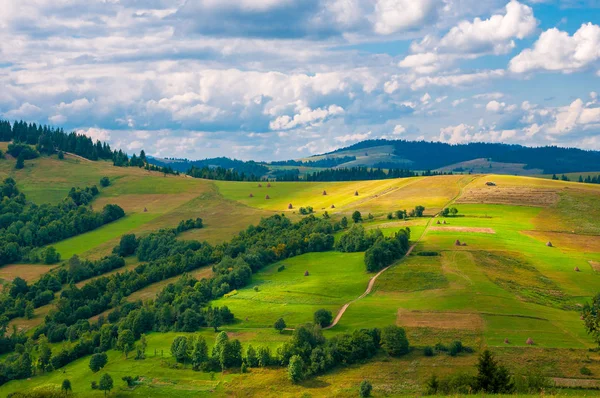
1 148 600 397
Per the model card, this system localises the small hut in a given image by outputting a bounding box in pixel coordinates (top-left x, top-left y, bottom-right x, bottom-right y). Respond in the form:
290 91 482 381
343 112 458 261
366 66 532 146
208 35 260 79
265 195 270 200
354 191 359 196
143 207 148 213
546 241 553 247
249 193 254 198
331 204 336 209
267 182 271 188
304 270 309 277
288 203 293 209
526 337 534 345
323 190 327 196
574 266 580 272
455 239 462 246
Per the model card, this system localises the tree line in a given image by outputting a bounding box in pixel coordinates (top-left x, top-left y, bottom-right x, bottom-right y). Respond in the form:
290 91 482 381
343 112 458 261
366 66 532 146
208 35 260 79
0 178 125 267
270 155 356 168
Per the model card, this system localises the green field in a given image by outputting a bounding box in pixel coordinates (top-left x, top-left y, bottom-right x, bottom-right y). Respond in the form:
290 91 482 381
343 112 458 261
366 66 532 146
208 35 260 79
2 152 600 396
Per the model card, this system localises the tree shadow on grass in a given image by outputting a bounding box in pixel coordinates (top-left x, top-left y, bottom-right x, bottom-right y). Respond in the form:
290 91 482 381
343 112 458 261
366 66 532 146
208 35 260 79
299 379 330 389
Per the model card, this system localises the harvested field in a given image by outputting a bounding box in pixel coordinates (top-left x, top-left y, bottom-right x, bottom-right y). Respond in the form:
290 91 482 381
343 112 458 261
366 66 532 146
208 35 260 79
590 261 600 272
522 231 600 252
0 263 57 283
553 378 600 388
430 226 496 234
397 310 484 331
457 186 560 207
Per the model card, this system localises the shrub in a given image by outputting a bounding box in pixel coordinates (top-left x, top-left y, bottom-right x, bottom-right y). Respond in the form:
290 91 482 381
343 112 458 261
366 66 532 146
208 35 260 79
581 366 592 376
417 251 439 256
288 355 304 383
277 265 285 272
448 341 463 356
424 346 434 357
359 380 373 397
381 325 409 356
100 176 111 187
314 309 333 328
434 342 448 352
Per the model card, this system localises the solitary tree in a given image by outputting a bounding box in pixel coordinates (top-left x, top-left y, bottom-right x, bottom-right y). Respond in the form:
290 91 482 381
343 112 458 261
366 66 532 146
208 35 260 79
100 176 111 187
117 329 135 358
274 318 287 334
288 355 304 383
89 352 108 372
476 350 514 393
99 373 113 397
352 211 362 223
381 325 409 357
359 380 373 397
61 379 72 396
314 309 333 328
15 153 25 169
340 216 348 228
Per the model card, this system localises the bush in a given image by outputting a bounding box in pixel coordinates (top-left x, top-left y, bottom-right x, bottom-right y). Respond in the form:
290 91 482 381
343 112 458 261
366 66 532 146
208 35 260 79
417 251 439 256
381 326 409 356
314 309 333 328
100 177 110 187
581 366 592 376
448 341 463 356
423 346 434 357
434 342 448 352
277 265 285 272
359 380 373 397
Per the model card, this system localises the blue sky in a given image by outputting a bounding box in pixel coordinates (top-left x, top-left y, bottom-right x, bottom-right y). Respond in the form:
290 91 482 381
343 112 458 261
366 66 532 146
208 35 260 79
0 0 599 160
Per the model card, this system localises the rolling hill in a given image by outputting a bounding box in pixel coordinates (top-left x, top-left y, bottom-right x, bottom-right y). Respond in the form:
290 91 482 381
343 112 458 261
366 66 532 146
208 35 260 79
1 137 600 397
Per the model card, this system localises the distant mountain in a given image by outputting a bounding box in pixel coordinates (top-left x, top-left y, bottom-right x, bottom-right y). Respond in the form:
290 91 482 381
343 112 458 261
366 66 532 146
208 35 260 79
318 139 600 174
147 156 269 176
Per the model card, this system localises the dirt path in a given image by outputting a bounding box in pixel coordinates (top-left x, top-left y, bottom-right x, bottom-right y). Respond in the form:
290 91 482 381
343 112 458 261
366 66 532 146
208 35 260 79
63 151 93 162
324 175 476 330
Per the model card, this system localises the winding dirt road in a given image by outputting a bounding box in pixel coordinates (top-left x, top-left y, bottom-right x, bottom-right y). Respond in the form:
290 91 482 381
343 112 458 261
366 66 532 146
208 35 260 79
323 175 475 330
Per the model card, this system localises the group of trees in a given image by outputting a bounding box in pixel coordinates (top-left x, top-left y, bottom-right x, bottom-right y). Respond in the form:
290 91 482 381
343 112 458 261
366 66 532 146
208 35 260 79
441 207 459 217
0 214 336 385
166 323 409 383
0 178 124 266
304 167 417 182
270 156 357 168
187 165 262 181
335 223 411 272
556 174 600 185
0 120 113 161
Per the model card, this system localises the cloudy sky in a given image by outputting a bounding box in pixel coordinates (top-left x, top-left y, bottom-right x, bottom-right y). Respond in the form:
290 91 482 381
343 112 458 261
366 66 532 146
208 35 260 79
1 0 599 160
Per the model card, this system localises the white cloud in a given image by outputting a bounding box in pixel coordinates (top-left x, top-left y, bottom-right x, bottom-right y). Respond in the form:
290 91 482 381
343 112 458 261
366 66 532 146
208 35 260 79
409 69 505 90
269 104 344 130
393 124 406 135
76 127 111 142
373 0 437 35
510 23 600 73
400 1 537 72
335 131 371 143
438 123 474 144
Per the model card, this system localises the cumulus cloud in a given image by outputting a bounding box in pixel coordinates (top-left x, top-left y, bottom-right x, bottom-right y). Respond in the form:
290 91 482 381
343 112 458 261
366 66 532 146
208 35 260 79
269 104 344 130
400 1 537 72
510 23 600 73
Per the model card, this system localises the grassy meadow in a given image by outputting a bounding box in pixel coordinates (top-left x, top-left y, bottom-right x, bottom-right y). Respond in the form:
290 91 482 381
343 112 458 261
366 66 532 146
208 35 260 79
1 150 600 396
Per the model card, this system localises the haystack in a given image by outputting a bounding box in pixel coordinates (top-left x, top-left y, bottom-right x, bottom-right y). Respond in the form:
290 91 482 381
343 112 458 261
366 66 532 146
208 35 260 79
504 338 509 344
546 241 553 247
249 193 254 198
288 203 293 209
526 337 534 345
354 191 359 196
331 204 335 209
143 207 148 213
267 182 271 188
436 220 441 225
304 270 309 276
258 183 262 188
574 266 580 272
462 243 468 246
455 239 461 246
323 190 327 195
443 220 447 225
265 195 270 200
